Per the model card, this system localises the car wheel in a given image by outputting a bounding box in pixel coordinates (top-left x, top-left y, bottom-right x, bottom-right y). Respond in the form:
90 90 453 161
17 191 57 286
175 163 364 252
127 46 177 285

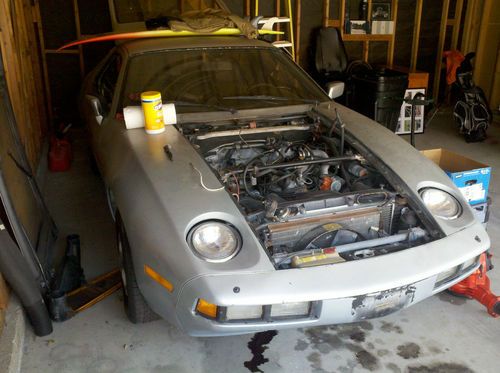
116 213 159 323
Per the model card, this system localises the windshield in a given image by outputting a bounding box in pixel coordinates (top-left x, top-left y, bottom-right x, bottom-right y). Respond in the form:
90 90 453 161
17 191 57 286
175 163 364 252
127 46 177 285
120 47 330 113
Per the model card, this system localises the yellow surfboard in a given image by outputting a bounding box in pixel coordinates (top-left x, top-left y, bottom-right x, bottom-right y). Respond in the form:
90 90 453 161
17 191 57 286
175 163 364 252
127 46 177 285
58 28 283 51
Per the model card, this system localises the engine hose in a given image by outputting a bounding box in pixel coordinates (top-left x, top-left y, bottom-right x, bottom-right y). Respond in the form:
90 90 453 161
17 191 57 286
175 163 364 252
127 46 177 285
321 136 352 188
0 218 53 336
243 148 282 200
243 162 264 200
260 171 297 186
320 136 339 156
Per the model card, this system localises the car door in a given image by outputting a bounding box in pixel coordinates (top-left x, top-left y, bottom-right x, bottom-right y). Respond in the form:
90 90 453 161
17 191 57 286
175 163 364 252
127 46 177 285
82 51 124 167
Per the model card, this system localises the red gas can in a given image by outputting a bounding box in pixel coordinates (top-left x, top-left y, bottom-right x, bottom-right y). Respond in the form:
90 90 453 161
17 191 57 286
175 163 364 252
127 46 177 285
48 137 72 172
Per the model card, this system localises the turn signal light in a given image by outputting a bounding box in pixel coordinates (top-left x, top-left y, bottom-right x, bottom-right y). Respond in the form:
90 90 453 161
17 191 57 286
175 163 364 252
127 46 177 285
144 265 174 292
196 299 217 319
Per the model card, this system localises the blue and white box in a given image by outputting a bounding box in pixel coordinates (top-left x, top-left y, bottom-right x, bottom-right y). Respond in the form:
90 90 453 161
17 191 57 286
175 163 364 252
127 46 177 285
421 149 491 205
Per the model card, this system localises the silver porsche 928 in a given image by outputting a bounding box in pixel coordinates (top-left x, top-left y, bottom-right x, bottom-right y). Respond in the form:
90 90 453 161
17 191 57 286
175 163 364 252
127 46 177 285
79 36 489 336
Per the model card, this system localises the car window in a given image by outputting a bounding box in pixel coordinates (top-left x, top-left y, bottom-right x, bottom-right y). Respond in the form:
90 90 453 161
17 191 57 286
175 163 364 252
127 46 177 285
120 47 329 113
96 53 122 112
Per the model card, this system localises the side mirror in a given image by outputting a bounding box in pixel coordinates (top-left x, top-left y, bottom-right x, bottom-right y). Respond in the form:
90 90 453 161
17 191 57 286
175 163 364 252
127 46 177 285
326 81 345 99
86 95 104 125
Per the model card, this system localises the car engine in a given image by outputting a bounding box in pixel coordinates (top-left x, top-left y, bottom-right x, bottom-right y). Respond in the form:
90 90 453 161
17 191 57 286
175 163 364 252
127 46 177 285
183 114 434 269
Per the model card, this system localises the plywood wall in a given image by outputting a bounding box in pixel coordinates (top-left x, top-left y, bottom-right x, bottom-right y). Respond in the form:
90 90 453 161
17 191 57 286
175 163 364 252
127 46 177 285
0 0 48 169
473 0 500 110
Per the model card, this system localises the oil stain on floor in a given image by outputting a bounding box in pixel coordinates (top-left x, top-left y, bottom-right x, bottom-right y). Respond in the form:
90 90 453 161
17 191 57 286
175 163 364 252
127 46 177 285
240 319 478 372
243 330 278 372
397 342 421 359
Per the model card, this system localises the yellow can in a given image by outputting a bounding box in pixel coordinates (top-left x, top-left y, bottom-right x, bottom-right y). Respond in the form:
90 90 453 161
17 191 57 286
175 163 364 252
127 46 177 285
141 91 165 134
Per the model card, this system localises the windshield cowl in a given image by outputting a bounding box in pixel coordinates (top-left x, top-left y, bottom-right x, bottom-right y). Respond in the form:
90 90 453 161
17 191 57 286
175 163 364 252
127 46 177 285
175 103 316 125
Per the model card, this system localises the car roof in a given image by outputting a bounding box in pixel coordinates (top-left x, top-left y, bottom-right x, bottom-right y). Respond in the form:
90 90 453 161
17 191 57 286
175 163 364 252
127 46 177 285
121 36 273 56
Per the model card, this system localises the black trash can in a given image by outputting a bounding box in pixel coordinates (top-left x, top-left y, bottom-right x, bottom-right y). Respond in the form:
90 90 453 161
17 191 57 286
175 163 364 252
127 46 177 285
349 68 408 131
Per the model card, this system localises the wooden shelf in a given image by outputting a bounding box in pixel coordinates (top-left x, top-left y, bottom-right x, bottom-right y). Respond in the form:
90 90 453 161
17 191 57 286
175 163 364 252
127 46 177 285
342 33 393 41
325 19 341 28
323 0 398 65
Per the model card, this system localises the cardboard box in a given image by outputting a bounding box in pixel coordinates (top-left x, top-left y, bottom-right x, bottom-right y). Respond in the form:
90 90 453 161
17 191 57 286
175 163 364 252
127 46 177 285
388 65 429 89
420 149 491 205
471 202 489 224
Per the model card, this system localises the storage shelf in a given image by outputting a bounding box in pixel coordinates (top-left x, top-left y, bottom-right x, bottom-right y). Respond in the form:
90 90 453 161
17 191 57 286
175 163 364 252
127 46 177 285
342 34 393 41
323 0 398 65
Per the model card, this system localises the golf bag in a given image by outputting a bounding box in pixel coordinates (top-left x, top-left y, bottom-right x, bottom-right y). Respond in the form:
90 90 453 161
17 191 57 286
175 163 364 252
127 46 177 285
452 53 491 143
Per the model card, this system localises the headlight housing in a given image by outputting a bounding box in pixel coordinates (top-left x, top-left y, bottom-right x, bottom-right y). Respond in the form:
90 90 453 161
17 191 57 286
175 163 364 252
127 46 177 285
420 188 462 220
188 221 241 262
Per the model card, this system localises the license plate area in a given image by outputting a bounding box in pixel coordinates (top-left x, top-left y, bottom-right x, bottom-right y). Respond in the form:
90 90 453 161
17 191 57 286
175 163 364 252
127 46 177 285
351 284 417 321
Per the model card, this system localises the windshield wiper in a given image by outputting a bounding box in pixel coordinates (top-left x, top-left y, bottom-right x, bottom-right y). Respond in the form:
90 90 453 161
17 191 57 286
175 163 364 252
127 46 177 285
170 100 237 114
222 95 319 105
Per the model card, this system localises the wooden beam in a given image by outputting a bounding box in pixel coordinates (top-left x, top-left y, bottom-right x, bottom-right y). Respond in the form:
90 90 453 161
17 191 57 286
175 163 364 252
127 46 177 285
386 0 398 66
0 0 47 168
451 0 464 50
23 0 48 147
474 0 493 86
343 34 392 41
461 0 479 53
326 19 341 27
410 0 423 71
340 0 345 35
285 0 295 60
33 0 53 124
276 0 281 41
367 0 373 23
323 0 330 28
72 0 85 79
363 41 369 63
433 0 450 103
295 0 301 63
461 0 474 52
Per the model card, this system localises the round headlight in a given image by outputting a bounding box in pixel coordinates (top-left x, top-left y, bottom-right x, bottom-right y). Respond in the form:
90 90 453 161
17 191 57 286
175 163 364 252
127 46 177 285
420 188 462 220
188 221 241 262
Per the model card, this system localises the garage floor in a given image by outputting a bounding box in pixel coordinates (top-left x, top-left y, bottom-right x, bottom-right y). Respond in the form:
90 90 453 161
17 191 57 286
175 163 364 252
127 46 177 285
21 109 500 373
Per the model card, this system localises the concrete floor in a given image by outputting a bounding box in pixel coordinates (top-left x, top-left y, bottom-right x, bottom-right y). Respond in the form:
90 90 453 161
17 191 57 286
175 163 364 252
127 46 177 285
22 109 500 373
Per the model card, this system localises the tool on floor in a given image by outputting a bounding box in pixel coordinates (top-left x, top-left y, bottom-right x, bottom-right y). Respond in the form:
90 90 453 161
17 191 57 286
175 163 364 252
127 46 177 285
50 268 122 321
51 234 85 295
49 235 122 321
449 252 500 317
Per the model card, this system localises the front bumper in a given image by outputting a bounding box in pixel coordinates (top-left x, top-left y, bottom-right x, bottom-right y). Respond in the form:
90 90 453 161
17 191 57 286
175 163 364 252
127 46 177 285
171 221 488 336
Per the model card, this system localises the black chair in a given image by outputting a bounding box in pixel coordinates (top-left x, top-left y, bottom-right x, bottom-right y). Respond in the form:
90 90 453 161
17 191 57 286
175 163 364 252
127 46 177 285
313 27 372 103
315 27 348 84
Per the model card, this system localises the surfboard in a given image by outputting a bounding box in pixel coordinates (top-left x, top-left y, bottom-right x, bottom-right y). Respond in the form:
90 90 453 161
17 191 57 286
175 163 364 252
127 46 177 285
58 28 283 51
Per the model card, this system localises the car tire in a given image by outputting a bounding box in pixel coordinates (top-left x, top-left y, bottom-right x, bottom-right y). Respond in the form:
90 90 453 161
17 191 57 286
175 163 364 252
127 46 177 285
116 213 159 323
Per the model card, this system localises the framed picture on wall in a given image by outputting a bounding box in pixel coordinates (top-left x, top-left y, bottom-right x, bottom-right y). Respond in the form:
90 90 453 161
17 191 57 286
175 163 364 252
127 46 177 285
349 20 368 34
372 2 391 21
395 88 426 135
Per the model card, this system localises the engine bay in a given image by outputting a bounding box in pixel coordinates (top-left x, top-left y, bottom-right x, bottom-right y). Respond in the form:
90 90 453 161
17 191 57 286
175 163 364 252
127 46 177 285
181 113 434 269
